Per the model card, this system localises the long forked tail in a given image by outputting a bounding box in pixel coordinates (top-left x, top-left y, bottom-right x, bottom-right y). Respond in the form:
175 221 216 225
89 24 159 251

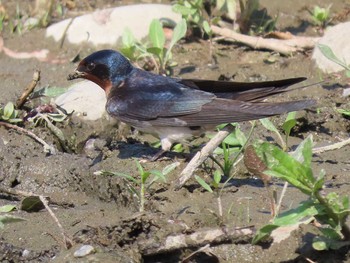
179 99 316 126
182 77 308 101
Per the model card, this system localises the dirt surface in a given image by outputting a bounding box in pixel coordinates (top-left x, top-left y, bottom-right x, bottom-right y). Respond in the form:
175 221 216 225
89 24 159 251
0 1 350 262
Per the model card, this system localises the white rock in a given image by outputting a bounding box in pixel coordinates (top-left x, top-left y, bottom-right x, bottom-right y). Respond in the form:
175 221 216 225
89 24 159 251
46 4 181 46
55 81 107 121
73 245 95 258
312 22 350 73
342 87 350 97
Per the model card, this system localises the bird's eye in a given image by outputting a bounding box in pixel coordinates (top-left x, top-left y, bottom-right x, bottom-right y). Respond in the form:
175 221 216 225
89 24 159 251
86 62 95 71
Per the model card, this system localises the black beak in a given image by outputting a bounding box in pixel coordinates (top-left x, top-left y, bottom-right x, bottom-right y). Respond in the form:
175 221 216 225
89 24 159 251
67 70 85 81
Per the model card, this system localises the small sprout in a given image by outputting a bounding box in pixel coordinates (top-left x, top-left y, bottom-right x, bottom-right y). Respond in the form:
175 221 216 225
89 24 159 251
97 161 179 212
337 108 350 117
310 5 332 28
0 204 25 229
120 19 187 75
260 112 298 151
0 205 16 213
0 102 22 123
195 170 223 221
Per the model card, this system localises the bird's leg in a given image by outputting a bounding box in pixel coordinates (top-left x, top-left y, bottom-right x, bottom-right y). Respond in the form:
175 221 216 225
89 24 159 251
150 149 167 162
149 137 173 161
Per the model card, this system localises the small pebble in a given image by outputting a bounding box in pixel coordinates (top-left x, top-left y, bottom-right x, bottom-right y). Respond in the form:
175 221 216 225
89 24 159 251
342 87 350 97
74 245 96 258
22 249 30 258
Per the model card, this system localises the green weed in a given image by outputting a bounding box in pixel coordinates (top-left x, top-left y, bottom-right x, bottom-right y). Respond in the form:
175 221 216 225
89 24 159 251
251 136 350 250
121 19 187 75
97 161 179 212
0 204 25 229
310 5 332 28
318 43 350 78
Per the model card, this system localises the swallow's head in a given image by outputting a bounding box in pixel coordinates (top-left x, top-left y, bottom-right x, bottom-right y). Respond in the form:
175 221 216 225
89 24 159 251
68 49 133 94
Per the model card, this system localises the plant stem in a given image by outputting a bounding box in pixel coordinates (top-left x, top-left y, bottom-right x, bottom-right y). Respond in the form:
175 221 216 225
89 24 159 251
220 121 257 193
314 191 350 240
275 182 288 217
217 194 223 219
0 121 56 154
140 181 145 212
38 113 72 153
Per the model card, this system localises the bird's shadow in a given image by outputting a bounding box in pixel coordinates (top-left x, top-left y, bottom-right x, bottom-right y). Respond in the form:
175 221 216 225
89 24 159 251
115 140 184 160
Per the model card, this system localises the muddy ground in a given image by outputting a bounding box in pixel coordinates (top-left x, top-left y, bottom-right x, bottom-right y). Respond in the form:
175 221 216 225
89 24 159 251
0 0 350 262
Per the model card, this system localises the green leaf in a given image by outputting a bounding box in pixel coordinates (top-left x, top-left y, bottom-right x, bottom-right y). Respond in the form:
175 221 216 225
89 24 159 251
273 200 320 226
172 143 184 153
136 161 151 184
147 47 162 57
318 44 350 71
312 234 350 250
202 20 212 35
20 196 45 212
319 227 342 240
342 196 349 210
149 170 166 183
195 175 213 193
172 4 193 16
122 27 136 47
213 170 222 186
162 162 179 175
136 160 144 176
312 236 329 250
100 170 138 184
260 118 278 133
282 119 296 137
149 19 165 50
217 0 236 20
8 118 22 123
3 102 15 118
120 28 137 61
252 224 279 244
170 19 187 48
221 133 241 146
235 127 247 145
0 205 16 213
265 170 312 195
255 142 315 194
313 169 325 193
337 108 350 116
216 0 226 11
0 215 25 229
31 86 69 99
301 137 313 167
165 19 187 63
290 135 313 163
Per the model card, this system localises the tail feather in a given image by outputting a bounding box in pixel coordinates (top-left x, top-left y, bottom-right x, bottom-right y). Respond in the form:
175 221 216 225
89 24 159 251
176 99 315 126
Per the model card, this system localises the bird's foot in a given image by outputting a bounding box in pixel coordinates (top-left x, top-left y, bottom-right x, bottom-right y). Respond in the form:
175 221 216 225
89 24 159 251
139 149 168 163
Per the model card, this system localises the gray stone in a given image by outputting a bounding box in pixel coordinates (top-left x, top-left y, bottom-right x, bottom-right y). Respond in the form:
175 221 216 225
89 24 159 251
312 22 350 73
46 4 181 46
55 81 107 121
73 245 96 258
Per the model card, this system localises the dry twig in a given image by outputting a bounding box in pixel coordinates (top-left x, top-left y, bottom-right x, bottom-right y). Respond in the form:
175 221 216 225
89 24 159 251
139 225 254 256
39 195 73 249
0 121 56 154
211 25 320 56
175 125 235 189
16 70 40 109
312 137 350 154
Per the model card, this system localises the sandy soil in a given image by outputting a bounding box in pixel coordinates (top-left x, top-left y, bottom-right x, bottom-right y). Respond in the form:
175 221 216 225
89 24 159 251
0 0 350 262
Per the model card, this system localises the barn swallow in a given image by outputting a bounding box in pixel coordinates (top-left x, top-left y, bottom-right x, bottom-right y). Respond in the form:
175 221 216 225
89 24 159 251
68 49 315 160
